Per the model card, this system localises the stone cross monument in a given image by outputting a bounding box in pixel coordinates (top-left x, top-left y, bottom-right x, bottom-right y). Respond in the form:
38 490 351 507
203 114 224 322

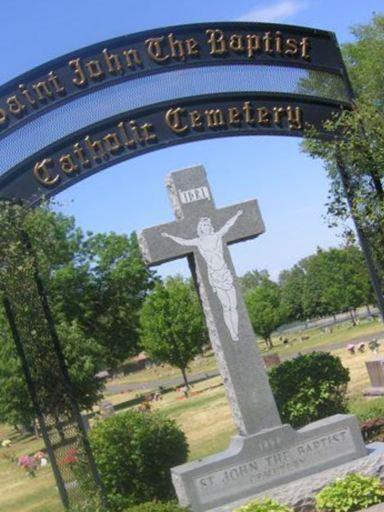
139 165 367 512
139 164 280 436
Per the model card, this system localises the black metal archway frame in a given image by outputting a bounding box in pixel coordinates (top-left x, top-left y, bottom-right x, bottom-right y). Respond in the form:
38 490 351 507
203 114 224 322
0 21 353 203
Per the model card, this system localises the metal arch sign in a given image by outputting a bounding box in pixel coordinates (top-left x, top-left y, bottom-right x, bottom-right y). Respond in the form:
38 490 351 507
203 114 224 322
0 22 352 204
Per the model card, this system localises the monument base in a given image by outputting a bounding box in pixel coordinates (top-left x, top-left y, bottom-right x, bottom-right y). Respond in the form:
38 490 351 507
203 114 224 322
171 414 367 512
363 387 384 396
209 443 384 512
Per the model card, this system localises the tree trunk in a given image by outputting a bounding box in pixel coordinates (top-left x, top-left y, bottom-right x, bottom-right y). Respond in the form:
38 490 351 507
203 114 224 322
33 420 40 439
180 367 190 390
53 412 65 444
366 304 372 316
368 167 384 201
266 336 274 350
349 310 357 326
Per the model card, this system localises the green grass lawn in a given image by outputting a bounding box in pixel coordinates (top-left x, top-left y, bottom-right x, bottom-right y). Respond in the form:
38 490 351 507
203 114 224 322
264 317 383 357
0 424 63 512
111 318 384 389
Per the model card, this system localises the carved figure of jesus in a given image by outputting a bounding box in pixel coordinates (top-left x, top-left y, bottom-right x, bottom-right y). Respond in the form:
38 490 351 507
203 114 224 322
162 210 243 341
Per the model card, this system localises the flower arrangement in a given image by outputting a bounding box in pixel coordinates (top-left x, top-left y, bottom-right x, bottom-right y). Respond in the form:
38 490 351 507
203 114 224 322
347 344 355 354
34 451 45 461
18 455 38 477
357 342 366 353
61 447 78 466
34 451 48 466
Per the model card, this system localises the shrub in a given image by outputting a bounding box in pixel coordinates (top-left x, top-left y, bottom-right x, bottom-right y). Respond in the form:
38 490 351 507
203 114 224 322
69 500 186 512
126 501 186 512
77 410 188 511
235 498 293 512
315 473 384 512
68 503 103 512
269 352 350 428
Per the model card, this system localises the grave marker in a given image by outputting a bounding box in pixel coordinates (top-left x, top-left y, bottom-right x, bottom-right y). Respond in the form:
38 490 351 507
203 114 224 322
139 165 367 511
364 359 384 396
139 164 280 435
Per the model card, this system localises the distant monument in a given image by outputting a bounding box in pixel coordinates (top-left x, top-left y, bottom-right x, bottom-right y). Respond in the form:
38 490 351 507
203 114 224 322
139 165 367 512
364 358 384 396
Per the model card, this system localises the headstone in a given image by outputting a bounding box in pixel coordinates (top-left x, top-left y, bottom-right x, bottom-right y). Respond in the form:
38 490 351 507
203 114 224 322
98 400 115 419
139 165 367 512
363 359 384 396
262 353 281 369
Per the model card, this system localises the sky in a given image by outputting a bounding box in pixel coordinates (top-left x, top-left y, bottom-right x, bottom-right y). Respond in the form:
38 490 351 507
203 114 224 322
0 0 382 280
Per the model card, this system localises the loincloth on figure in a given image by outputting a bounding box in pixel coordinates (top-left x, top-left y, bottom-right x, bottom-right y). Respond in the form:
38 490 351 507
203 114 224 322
208 265 234 292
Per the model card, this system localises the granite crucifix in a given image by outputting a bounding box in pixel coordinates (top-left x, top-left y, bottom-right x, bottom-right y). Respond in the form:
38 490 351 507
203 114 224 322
139 165 367 512
138 164 281 436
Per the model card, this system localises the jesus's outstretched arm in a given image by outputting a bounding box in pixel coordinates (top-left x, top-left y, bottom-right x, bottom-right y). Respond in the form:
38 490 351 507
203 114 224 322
161 232 197 247
218 210 243 237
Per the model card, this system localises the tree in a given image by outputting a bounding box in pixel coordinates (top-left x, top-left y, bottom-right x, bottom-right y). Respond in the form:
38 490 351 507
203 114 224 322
342 15 384 107
295 246 373 321
239 269 270 294
245 277 286 350
0 300 106 431
15 206 158 370
300 248 342 319
0 321 36 428
0 203 106 430
53 231 157 370
302 15 384 302
279 266 306 322
239 269 269 294
139 277 207 388
0 202 156 429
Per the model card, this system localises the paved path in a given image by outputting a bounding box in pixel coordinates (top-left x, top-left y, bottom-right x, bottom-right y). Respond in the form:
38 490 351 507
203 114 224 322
105 329 384 395
105 369 219 395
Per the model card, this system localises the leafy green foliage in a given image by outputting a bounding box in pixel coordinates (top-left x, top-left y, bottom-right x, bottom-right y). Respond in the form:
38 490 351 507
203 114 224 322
235 498 293 512
0 202 156 426
0 318 35 426
243 246 373 329
301 246 372 319
0 202 106 427
269 352 350 428
315 473 384 512
298 69 349 103
278 266 306 322
140 277 207 387
68 499 104 512
245 277 286 349
239 269 270 295
77 410 188 511
277 246 373 322
52 231 157 370
302 15 384 292
342 15 384 107
126 502 186 512
69 500 186 512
